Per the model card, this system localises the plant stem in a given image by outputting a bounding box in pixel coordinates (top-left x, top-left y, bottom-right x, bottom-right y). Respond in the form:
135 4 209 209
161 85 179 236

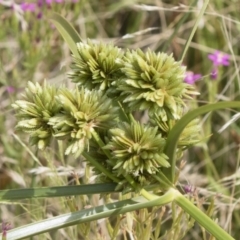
173 189 234 240
91 130 112 159
82 152 119 182
162 0 198 53
163 101 240 183
180 0 209 62
140 189 159 200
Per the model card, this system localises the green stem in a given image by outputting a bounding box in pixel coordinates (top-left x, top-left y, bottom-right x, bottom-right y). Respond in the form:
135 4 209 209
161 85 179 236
91 130 112 159
173 189 234 240
152 171 175 189
139 187 235 239
203 78 219 179
4 190 175 240
162 0 198 53
180 0 209 62
140 189 159 200
82 152 119 183
57 140 65 166
163 101 240 183
117 101 130 122
202 143 220 180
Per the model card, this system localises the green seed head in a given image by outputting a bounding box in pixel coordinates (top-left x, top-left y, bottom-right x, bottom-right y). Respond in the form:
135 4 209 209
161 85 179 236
105 119 169 185
119 49 199 120
12 81 61 149
48 87 119 157
69 39 124 97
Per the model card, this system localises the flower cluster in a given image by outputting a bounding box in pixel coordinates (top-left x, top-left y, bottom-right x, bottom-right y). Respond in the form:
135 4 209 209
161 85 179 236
12 81 61 149
69 40 124 97
105 120 169 185
6 86 15 94
20 0 78 19
183 50 230 84
119 49 199 120
12 82 118 155
13 42 201 188
49 87 118 157
20 3 36 12
208 51 230 67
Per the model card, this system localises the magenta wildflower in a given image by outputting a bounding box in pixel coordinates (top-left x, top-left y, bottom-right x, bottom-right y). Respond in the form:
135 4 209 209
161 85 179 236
6 86 15 93
45 0 52 4
183 185 195 194
37 12 43 19
184 71 202 85
210 67 218 80
208 51 230 66
19 0 77 19
37 0 44 7
20 3 37 12
1 222 11 238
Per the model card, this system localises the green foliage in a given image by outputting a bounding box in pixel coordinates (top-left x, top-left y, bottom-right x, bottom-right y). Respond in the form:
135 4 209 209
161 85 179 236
8 9 237 238
49 12 82 57
12 43 202 190
1 0 240 239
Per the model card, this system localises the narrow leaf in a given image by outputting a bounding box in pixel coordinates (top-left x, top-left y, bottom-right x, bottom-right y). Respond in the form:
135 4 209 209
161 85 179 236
49 12 82 57
163 101 240 183
179 0 209 62
0 183 118 201
2 191 175 240
175 189 234 240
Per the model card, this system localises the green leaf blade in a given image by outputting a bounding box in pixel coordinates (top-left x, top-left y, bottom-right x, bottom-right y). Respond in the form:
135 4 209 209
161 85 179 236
0 183 118 201
164 101 240 183
49 12 82 57
3 192 174 240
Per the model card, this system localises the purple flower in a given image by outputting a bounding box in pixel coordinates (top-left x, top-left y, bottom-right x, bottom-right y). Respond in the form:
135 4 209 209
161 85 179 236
6 86 15 93
183 185 195 194
210 67 218 80
45 0 53 5
184 71 202 85
208 51 230 66
20 3 36 12
37 12 43 19
20 0 77 19
37 0 44 7
1 222 11 238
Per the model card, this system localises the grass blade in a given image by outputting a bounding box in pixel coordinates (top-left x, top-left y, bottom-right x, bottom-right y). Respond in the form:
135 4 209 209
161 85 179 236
49 12 82 57
163 101 240 183
175 189 234 240
2 191 175 240
179 0 209 62
0 183 118 201
162 0 198 52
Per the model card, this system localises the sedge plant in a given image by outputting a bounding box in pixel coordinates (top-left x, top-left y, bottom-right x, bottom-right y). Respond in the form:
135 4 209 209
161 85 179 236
1 6 239 240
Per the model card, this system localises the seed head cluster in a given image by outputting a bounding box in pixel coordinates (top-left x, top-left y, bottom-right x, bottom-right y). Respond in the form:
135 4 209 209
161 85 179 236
13 40 200 187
